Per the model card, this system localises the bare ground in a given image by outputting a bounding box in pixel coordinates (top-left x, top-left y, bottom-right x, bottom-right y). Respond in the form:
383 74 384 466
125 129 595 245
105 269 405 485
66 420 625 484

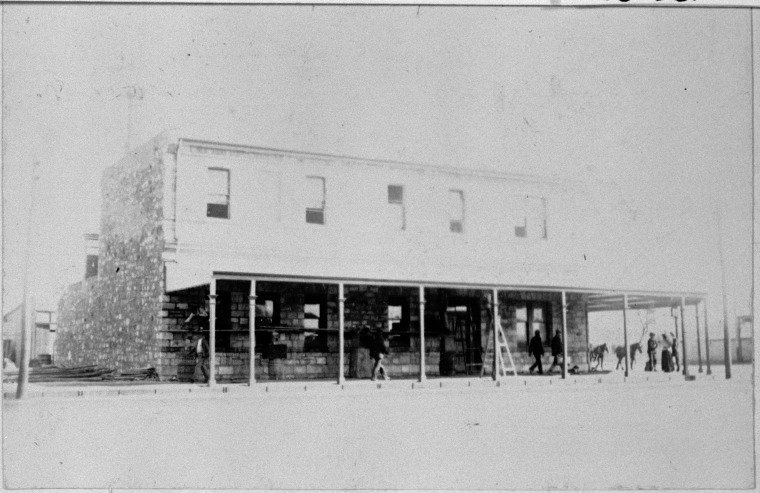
2 365 754 490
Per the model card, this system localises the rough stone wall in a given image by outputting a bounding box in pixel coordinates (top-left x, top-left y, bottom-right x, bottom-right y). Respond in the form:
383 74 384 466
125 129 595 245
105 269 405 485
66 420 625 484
157 282 442 381
55 136 169 370
154 282 589 381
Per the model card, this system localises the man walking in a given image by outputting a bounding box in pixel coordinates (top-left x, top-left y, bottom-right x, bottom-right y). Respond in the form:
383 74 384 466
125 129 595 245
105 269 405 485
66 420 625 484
190 333 210 383
548 330 563 374
528 330 545 375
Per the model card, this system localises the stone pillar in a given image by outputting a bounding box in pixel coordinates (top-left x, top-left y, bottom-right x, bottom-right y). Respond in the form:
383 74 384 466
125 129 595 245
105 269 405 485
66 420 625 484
249 280 257 386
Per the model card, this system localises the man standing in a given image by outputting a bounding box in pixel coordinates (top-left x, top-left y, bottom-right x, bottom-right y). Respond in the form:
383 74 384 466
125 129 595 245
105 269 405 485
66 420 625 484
528 330 545 375
184 302 211 383
646 332 658 372
370 328 390 381
548 330 563 374
190 333 210 383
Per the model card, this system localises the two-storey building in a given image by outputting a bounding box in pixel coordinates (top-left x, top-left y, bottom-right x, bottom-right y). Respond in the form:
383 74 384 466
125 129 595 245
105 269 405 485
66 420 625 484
55 132 706 383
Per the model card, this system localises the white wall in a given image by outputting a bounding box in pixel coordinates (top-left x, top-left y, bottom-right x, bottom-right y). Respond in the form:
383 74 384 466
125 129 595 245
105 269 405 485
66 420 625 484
167 141 598 290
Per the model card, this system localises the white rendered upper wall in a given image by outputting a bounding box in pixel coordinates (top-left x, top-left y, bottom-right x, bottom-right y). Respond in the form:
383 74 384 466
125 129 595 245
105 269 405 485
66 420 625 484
163 138 602 291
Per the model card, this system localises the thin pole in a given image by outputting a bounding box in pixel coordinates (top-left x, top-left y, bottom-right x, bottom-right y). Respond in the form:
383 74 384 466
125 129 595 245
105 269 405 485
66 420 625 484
338 283 345 385
585 304 591 373
718 210 732 379
672 309 679 372
561 291 568 379
248 280 257 385
704 298 712 375
695 302 703 373
736 315 743 363
751 6 756 388
419 286 426 382
16 161 40 400
623 294 629 378
680 296 689 377
208 280 217 386
492 289 500 379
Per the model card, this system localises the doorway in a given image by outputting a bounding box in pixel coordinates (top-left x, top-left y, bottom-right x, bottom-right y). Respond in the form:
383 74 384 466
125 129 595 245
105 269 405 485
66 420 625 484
444 298 482 375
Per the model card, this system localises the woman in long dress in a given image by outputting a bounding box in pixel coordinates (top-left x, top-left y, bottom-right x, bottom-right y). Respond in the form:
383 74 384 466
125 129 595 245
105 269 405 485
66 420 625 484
660 333 673 373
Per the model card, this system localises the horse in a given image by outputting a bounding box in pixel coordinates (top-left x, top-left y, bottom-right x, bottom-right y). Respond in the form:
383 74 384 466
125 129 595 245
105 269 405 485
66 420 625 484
589 343 609 371
615 343 643 370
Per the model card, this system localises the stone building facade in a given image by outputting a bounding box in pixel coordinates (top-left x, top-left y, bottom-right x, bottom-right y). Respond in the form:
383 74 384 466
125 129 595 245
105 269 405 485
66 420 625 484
56 132 602 382
56 137 168 371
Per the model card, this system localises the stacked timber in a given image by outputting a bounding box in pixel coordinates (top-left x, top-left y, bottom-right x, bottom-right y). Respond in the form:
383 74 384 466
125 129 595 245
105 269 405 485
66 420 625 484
102 367 159 381
3 364 161 383
3 365 114 382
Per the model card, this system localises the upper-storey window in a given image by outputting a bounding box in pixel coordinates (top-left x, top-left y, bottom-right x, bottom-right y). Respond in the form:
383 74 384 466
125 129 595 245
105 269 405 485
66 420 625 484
448 189 464 233
305 176 326 225
207 168 230 219
388 184 403 204
388 184 406 230
515 196 547 239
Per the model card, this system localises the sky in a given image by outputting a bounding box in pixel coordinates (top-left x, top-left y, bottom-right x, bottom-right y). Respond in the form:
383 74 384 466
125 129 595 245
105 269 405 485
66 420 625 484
2 6 754 334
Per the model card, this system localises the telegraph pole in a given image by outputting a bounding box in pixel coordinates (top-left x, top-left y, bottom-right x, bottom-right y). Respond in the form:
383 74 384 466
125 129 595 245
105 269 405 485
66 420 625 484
17 161 40 399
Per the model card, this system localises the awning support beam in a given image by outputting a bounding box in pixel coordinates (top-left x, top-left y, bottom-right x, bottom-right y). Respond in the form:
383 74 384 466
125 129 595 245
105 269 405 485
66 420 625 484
419 286 426 382
695 302 703 373
208 278 217 386
623 293 629 378
338 283 346 386
704 299 712 375
561 290 568 379
680 296 690 378
493 289 500 380
248 280 257 385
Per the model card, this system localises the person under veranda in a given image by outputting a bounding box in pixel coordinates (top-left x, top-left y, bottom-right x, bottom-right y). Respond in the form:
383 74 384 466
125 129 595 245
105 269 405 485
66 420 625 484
186 332 210 383
528 330 545 375
369 327 390 381
184 304 210 383
646 332 658 372
547 330 563 375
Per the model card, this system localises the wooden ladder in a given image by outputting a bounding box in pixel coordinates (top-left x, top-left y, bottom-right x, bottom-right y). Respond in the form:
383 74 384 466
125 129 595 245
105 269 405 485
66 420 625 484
480 317 518 379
